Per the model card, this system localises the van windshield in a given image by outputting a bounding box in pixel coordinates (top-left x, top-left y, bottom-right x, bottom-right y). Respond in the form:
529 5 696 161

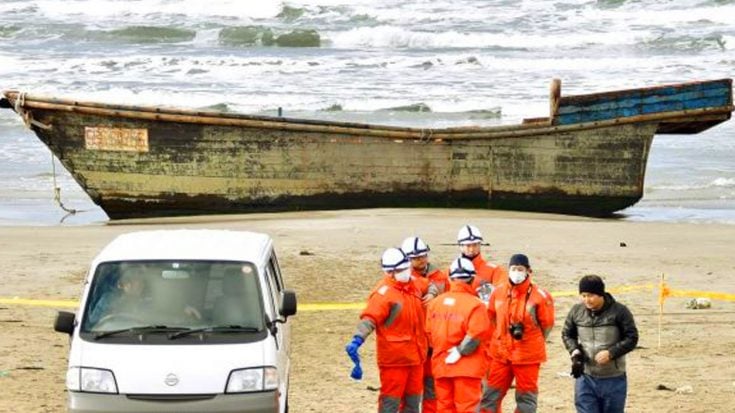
81 261 265 341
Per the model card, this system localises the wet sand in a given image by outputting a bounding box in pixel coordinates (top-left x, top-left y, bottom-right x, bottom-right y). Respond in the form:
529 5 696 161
1 208 734 412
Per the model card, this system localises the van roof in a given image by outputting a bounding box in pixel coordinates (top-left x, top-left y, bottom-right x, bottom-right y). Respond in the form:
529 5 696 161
92 230 273 264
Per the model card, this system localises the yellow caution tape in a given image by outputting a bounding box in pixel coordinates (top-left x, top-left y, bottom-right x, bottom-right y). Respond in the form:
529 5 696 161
664 289 735 302
610 284 656 294
548 290 577 297
300 302 364 312
0 297 77 308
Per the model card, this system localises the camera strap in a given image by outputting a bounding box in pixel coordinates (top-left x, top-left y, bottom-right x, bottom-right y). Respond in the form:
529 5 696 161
507 284 533 324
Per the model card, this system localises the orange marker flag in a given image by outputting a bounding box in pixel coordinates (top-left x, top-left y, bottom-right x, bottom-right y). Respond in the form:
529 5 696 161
658 274 671 307
657 274 669 348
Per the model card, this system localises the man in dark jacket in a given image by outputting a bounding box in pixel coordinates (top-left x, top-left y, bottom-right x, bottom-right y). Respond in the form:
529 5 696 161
561 275 638 413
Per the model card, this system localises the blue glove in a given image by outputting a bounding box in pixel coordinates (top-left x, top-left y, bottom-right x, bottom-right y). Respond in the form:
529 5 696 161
345 335 364 380
350 361 363 380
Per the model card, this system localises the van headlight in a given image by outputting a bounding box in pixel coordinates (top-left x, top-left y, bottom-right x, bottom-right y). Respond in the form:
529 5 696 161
66 367 118 394
226 367 278 393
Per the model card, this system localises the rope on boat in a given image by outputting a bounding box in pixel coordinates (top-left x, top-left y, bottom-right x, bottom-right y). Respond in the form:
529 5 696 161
419 127 434 143
51 153 77 215
12 92 52 130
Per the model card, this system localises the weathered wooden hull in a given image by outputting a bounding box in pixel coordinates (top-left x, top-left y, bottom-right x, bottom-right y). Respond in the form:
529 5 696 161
2 79 732 219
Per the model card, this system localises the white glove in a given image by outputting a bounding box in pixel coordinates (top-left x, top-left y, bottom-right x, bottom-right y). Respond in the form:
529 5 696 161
445 346 461 364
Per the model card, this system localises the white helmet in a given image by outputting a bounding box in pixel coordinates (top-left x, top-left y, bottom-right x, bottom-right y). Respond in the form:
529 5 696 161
400 236 430 258
449 257 476 279
457 224 483 245
381 247 410 272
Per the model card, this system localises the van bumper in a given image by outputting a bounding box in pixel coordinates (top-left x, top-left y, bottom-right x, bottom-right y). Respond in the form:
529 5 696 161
68 390 279 413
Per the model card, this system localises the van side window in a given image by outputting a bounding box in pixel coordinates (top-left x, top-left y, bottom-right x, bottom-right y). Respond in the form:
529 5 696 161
263 265 280 317
268 253 284 292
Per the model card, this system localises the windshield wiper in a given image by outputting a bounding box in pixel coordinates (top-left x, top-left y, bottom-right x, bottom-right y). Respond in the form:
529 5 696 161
168 325 261 340
94 325 187 340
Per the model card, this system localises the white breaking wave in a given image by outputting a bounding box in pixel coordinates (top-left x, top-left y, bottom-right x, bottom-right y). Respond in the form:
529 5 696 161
623 206 735 225
722 35 735 51
594 3 735 27
712 178 735 188
652 178 735 192
0 54 21 77
2 0 284 24
327 26 646 50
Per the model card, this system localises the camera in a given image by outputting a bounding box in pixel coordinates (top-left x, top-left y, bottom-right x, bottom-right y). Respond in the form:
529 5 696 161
571 351 584 378
509 323 524 340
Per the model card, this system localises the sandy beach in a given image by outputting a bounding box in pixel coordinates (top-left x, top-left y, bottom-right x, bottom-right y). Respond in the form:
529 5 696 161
0 208 734 412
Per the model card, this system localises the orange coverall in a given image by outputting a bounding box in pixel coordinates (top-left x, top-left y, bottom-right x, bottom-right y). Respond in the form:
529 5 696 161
360 275 428 412
426 281 491 413
467 254 508 396
410 264 450 413
481 276 554 413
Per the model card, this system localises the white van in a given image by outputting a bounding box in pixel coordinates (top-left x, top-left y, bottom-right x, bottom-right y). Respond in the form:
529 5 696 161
54 230 297 413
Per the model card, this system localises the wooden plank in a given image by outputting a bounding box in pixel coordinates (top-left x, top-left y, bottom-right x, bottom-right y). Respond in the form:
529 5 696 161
557 86 732 125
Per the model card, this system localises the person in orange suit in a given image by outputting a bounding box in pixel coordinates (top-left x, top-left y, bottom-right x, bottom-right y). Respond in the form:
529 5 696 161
455 224 506 402
456 224 507 305
481 254 554 413
400 236 450 413
426 257 491 413
401 236 450 303
345 247 428 413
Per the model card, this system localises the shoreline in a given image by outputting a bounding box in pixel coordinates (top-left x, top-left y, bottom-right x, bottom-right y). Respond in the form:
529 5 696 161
1 202 735 227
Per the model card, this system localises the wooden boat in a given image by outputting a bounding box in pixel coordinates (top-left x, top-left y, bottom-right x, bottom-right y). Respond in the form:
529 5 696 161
1 79 732 219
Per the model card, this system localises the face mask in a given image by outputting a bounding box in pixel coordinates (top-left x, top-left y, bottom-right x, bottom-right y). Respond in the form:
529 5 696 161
394 269 411 283
509 270 527 285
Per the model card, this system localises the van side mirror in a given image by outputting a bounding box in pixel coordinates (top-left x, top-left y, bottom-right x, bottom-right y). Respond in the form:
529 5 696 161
54 311 76 335
279 290 297 319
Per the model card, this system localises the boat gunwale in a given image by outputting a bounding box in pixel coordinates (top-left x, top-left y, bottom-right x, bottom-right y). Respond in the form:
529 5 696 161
3 90 733 141
558 78 733 104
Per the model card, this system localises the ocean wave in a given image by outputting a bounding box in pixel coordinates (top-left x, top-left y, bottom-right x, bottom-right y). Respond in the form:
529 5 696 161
96 26 196 44
319 103 343 112
379 103 432 112
327 25 644 50
651 177 735 191
29 24 325 47
3 3 732 53
219 26 276 46
252 105 506 129
622 205 735 225
0 23 197 45
344 106 505 120
711 177 735 187
0 139 52 165
0 0 284 23
0 25 20 38
0 175 90 198
639 33 728 53
196 102 232 112
595 0 628 9
0 52 21 77
270 28 320 47
277 5 305 22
